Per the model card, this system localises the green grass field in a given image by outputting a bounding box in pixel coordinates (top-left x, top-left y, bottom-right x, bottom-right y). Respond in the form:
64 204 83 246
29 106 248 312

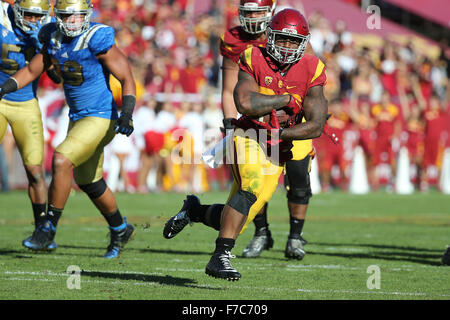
0 189 449 300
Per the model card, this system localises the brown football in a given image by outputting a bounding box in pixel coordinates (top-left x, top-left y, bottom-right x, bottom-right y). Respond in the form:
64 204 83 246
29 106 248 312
275 109 290 127
263 109 290 128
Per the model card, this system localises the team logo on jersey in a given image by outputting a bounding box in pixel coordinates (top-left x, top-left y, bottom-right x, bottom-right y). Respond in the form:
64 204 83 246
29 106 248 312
2 29 9 38
278 80 283 88
265 76 273 86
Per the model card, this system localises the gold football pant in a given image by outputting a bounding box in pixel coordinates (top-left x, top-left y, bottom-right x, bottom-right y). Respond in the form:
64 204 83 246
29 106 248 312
55 116 116 185
0 98 44 166
226 129 284 234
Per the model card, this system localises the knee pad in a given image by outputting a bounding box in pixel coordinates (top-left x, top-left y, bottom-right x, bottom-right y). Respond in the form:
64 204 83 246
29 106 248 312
78 178 107 199
227 189 257 216
285 156 312 204
287 186 312 205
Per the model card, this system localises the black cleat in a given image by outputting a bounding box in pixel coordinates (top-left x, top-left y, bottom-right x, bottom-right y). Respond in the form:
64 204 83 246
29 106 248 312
285 237 306 260
442 246 450 266
299 234 308 246
242 227 274 258
205 251 241 281
104 217 136 258
163 195 200 239
22 220 56 251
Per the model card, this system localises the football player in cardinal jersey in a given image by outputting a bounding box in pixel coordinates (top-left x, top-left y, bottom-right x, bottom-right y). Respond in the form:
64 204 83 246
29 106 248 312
0 0 137 258
221 0 316 259
0 0 55 249
163 9 328 280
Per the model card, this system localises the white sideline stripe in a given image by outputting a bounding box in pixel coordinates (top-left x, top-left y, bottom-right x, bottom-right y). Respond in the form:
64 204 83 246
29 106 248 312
3 276 449 298
295 288 427 297
3 270 450 298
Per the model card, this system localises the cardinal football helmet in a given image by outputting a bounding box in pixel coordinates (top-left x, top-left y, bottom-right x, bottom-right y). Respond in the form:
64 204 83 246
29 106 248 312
238 0 276 34
54 0 93 37
13 0 50 32
266 8 310 64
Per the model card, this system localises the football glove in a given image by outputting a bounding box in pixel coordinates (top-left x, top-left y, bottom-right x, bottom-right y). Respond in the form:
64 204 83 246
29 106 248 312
260 109 283 146
115 113 134 136
46 68 62 84
220 117 235 134
26 21 43 51
284 94 302 116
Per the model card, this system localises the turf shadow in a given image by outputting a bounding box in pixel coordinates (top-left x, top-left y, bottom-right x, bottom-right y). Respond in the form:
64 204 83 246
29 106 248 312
138 248 213 256
81 270 221 290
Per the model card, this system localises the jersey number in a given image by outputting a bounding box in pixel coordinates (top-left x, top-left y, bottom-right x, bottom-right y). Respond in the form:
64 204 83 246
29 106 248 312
52 59 84 86
0 44 35 75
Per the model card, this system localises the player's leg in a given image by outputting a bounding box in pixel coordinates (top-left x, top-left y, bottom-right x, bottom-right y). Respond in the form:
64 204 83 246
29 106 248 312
206 133 284 280
72 117 135 258
0 113 9 191
2 99 51 250
284 155 312 260
242 202 274 258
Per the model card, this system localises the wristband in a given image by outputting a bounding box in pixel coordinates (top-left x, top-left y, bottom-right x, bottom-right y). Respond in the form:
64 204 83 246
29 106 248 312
121 95 136 116
0 77 18 94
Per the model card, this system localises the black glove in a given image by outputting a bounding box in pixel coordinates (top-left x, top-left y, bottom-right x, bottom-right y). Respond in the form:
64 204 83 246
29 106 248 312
115 113 134 136
114 95 136 136
220 117 235 133
46 68 62 84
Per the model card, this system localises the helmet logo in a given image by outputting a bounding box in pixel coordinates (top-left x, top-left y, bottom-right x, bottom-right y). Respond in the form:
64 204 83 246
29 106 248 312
282 28 297 35
243 3 259 8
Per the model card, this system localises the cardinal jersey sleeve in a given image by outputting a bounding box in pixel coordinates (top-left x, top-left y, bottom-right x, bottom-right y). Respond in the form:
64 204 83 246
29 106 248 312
307 57 327 90
238 46 256 77
221 27 244 64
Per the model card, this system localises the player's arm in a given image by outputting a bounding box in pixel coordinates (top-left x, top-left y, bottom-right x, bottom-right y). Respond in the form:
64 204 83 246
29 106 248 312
98 45 136 136
0 51 47 95
221 57 239 119
233 70 291 117
281 85 328 140
98 45 136 98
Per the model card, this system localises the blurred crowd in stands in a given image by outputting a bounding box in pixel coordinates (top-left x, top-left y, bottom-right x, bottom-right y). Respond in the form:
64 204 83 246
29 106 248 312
0 0 449 194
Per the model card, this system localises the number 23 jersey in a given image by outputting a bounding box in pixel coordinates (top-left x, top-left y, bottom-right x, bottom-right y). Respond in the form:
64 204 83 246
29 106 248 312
39 22 118 121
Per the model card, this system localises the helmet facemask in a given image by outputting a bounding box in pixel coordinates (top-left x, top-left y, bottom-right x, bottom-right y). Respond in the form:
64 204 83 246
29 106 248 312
54 1 92 37
13 0 50 33
238 3 273 34
266 28 310 65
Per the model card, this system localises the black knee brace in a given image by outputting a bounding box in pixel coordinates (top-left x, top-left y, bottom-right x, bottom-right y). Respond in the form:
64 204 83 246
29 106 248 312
285 156 312 205
227 189 257 216
78 179 107 199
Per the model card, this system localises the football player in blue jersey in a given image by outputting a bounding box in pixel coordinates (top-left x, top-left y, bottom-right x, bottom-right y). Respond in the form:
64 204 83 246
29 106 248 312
0 0 58 249
0 0 137 258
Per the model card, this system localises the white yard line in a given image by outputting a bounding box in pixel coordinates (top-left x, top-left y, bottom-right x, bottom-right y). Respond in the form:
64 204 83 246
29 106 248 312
2 270 450 298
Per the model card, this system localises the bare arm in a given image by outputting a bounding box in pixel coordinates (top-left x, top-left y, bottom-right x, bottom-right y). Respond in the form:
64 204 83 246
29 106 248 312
97 45 136 97
221 57 239 119
233 70 291 117
281 85 328 140
11 51 48 89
